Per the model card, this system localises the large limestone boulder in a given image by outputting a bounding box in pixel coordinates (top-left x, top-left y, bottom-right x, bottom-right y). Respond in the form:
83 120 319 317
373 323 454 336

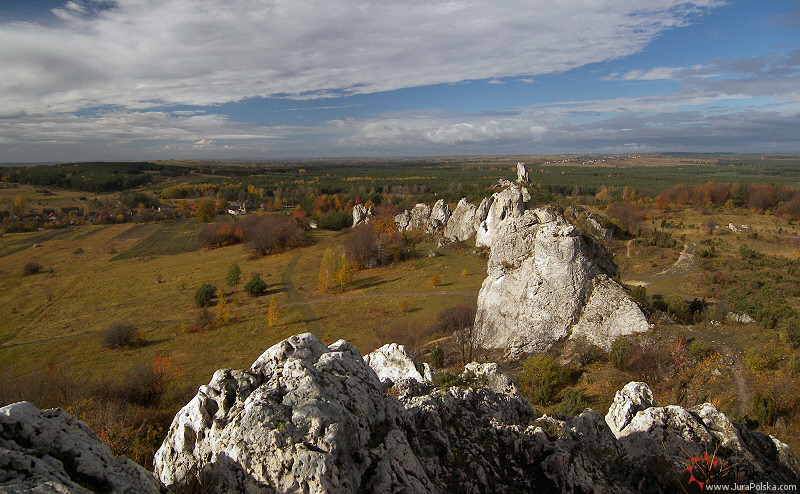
606 382 800 485
425 199 451 233
153 334 434 493
474 205 649 355
516 162 528 183
0 401 163 493
474 183 530 248
364 343 434 384
443 198 478 241
352 204 373 228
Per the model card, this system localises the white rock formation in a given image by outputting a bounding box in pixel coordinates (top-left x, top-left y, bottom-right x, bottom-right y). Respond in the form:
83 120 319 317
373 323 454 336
352 204 373 228
0 401 163 493
364 343 434 383
474 183 530 248
727 312 756 324
516 162 528 183
443 198 479 241
154 334 434 493
473 202 650 355
426 199 451 234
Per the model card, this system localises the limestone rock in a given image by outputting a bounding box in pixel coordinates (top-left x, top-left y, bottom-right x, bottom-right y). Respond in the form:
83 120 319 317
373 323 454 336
153 334 434 493
605 381 656 437
474 204 649 355
727 312 756 324
474 183 530 248
394 210 411 231
443 198 478 241
352 204 373 228
364 343 434 384
0 401 163 494
425 199 451 233
516 162 528 183
461 362 520 397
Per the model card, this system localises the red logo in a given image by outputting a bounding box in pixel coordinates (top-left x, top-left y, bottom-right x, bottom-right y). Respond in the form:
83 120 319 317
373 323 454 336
685 451 719 490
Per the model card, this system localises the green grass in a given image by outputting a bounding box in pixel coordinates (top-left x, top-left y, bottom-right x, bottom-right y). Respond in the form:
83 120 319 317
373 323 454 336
111 220 203 260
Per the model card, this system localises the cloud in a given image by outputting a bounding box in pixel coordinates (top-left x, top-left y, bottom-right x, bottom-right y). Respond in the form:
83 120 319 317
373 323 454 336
0 0 723 114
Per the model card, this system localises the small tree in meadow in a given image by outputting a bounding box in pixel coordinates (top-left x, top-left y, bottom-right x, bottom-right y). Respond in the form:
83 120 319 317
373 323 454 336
244 273 268 297
317 248 336 293
267 296 279 327
194 282 216 307
226 262 241 290
335 254 352 291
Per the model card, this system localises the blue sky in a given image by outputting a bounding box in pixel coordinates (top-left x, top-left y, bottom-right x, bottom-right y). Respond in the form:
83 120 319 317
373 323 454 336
0 0 798 161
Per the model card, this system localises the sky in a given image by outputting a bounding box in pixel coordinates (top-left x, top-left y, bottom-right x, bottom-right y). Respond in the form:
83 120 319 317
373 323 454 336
0 0 798 162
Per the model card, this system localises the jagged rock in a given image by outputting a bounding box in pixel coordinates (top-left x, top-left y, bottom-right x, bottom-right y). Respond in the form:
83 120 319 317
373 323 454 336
608 383 800 485
426 199 451 233
394 210 411 231
605 381 656 436
516 162 528 183
443 198 479 241
474 201 649 355
364 343 434 384
474 183 530 248
727 312 756 324
352 204 373 228
154 334 434 493
394 203 433 231
0 401 163 494
152 334 800 492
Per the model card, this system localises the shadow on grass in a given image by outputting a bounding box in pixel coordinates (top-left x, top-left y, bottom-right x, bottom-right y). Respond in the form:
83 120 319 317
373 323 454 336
353 276 400 289
295 316 326 325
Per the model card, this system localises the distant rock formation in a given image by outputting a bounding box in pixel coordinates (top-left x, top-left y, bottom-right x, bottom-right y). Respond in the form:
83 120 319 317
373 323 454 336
6 334 799 492
516 162 528 183
474 182 530 248
394 200 452 234
473 198 650 354
0 401 163 493
352 204 373 228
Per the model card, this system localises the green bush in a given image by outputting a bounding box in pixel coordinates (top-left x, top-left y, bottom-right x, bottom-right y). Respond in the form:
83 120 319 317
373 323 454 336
664 295 690 323
609 337 628 370
686 340 717 361
194 282 216 307
429 344 444 368
780 318 800 349
244 274 268 297
752 391 777 426
226 262 241 288
744 350 780 374
522 354 561 405
556 387 590 415
792 353 800 377
22 262 43 276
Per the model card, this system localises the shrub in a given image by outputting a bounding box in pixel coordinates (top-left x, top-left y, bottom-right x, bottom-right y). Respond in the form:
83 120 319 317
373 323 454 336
425 304 475 337
244 274 267 297
344 223 411 269
556 387 590 415
241 215 305 256
686 340 717 361
752 390 778 426
22 262 43 276
102 322 140 349
428 275 441 287
194 282 216 307
780 318 800 349
522 354 561 405
744 350 780 374
609 337 628 369
429 344 444 368
792 353 800 377
198 222 243 248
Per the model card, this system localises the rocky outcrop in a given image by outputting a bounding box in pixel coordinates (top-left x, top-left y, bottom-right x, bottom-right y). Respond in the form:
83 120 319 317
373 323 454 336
394 201 452 234
352 204 373 228
364 343 435 384
516 162 528 183
0 401 163 493
443 198 479 242
474 183 530 248
153 335 799 492
474 202 650 354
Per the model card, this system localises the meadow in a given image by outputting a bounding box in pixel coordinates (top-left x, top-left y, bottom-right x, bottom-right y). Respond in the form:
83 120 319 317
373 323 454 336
2 154 800 466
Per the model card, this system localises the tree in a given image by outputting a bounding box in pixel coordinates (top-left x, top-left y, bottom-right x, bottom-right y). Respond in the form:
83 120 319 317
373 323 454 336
194 282 216 307
244 273 267 297
226 262 241 289
267 296 279 327
12 194 26 216
103 322 141 349
317 248 336 293
216 290 229 324
335 254 352 291
195 197 216 223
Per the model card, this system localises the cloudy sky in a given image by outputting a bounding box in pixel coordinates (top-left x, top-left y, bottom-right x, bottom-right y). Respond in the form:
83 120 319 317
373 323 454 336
1 0 798 162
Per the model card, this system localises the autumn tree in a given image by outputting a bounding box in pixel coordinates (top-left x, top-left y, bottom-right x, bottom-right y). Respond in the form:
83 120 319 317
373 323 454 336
195 197 216 223
335 254 353 291
317 248 336 293
12 194 26 215
267 296 279 327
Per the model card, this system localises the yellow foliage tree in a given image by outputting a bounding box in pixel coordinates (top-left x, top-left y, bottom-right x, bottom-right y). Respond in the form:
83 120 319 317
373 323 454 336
12 194 26 215
216 290 229 325
267 296 279 327
317 248 337 293
335 254 353 291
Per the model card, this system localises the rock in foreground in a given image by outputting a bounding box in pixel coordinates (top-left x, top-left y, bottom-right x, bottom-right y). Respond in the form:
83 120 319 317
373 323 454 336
0 401 163 493
153 334 800 493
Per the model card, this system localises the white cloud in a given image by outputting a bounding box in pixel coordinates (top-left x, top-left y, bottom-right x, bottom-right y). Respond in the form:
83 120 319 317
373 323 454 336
0 0 723 114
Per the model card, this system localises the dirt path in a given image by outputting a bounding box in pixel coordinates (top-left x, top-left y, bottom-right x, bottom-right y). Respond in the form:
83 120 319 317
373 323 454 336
281 252 322 334
652 241 696 279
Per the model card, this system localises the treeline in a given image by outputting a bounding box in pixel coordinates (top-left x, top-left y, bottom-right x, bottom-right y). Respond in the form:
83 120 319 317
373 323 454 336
0 162 192 193
647 181 800 219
